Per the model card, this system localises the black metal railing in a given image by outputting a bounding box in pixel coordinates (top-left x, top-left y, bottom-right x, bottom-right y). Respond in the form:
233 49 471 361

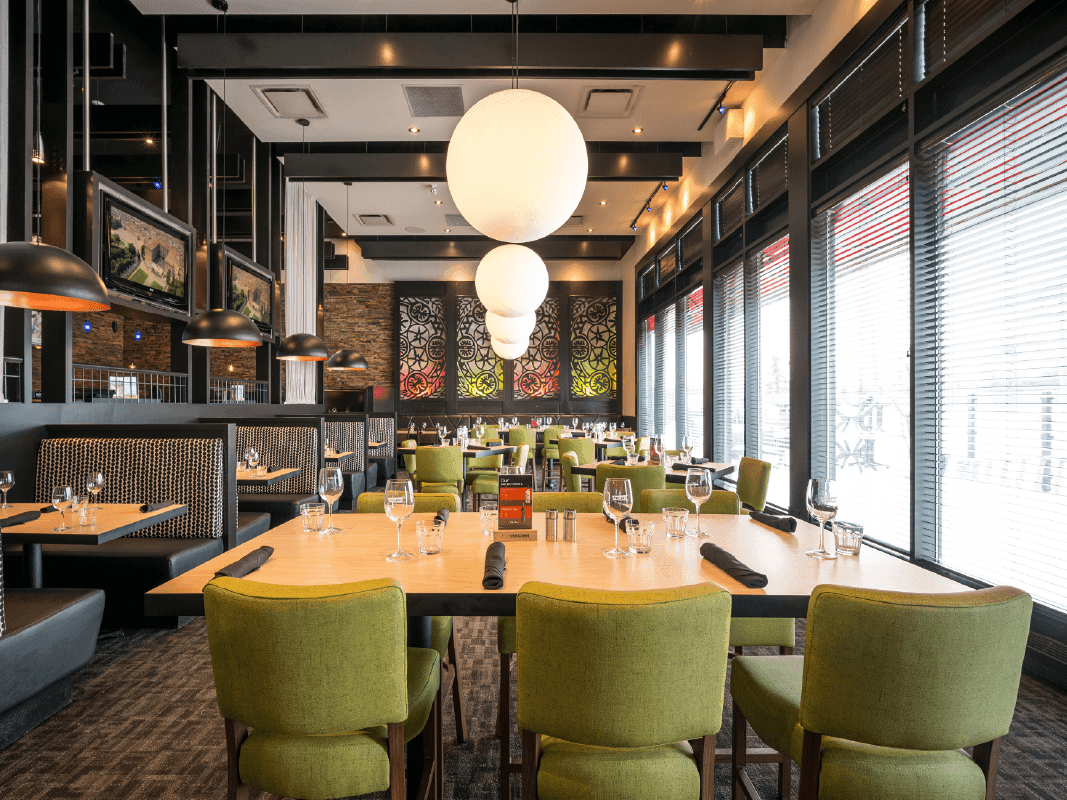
72 364 188 404
3 357 23 402
209 377 269 404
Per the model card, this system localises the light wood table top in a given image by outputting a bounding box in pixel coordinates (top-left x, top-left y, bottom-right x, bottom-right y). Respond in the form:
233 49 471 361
0 502 188 545
145 511 967 619
397 445 517 458
369 441 387 449
571 460 735 484
325 451 357 462
236 467 301 487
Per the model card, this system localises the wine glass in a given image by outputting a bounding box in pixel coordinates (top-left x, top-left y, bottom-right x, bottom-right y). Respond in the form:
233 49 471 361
572 417 579 430
86 471 104 509
682 434 695 464
602 477 633 559
324 436 332 457
650 435 664 464
247 448 260 473
51 485 73 532
384 479 415 561
242 445 254 470
622 436 636 464
806 479 839 559
317 467 344 534
685 468 712 536
0 470 14 509
476 416 483 426
609 422 617 436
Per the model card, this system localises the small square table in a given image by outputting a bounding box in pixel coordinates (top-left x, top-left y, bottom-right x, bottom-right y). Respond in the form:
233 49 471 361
236 467 301 488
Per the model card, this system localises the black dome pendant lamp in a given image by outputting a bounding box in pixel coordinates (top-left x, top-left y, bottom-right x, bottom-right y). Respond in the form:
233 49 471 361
0 242 110 312
277 332 329 361
183 309 262 348
326 349 369 371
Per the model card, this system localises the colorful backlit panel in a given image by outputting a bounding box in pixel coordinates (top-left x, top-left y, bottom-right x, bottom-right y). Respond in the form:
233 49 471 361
570 296 617 398
514 298 560 399
399 296 446 399
457 296 503 399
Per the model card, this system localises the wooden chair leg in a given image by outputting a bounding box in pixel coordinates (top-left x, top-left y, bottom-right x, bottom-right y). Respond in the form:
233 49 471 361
224 718 249 800
435 690 444 800
778 752 792 800
499 652 512 800
696 733 715 800
972 737 1002 800
448 630 468 744
780 645 794 655
520 729 541 800
388 721 406 800
798 730 822 800
732 700 748 800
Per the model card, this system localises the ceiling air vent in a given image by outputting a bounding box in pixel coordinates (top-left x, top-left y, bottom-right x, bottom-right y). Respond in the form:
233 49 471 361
252 86 328 119
577 87 641 118
445 213 472 227
404 86 465 118
562 215 584 227
357 214 394 227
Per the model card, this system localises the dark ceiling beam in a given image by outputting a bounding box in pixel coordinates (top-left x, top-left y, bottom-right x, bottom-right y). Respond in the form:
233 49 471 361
176 32 762 80
283 152 684 183
353 235 633 261
273 140 702 157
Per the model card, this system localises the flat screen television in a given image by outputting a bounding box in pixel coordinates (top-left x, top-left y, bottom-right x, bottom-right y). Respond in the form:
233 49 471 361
224 249 274 334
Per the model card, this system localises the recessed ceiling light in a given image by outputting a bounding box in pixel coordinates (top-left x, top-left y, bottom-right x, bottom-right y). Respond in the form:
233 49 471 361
409 126 420 134
434 200 442 205
632 127 643 134
599 200 607 205
444 228 451 233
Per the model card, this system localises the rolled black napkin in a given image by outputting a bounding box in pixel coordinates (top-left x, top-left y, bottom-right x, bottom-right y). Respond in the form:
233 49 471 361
40 505 58 513
434 508 450 527
750 511 797 534
609 458 626 466
0 510 42 528
691 456 710 465
215 546 275 579
483 542 506 590
699 542 768 589
266 466 286 474
140 501 173 513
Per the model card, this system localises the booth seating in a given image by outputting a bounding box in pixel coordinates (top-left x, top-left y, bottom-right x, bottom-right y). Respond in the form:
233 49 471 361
368 413 397 483
325 419 373 510
233 422 324 527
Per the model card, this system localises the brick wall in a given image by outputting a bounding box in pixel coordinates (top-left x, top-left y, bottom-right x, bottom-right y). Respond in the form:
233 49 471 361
72 311 125 368
323 284 395 390
123 320 171 372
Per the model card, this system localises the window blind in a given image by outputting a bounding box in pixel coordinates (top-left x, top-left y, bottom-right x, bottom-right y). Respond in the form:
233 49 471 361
683 286 705 457
717 178 745 239
919 0 1020 78
659 244 678 284
682 219 704 269
916 63 1067 613
640 262 657 300
812 162 911 551
713 263 745 464
749 136 788 213
637 316 655 437
654 303 678 448
747 235 790 508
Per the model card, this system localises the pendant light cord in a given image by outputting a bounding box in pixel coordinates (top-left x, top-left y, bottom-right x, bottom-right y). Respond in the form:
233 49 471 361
511 0 519 89
34 0 42 243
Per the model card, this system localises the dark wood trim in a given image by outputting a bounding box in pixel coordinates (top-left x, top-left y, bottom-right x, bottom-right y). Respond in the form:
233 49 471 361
224 718 249 800
972 736 1002 800
798 730 822 800
355 235 634 262
520 729 541 800
387 721 405 800
787 105 812 518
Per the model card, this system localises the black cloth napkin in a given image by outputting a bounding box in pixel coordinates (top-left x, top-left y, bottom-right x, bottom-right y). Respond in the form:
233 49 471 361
266 466 287 474
608 457 646 466
750 511 797 534
40 505 58 513
140 501 173 513
215 546 275 579
483 542 506 590
434 508 450 527
699 542 768 588
0 510 42 528
691 457 710 465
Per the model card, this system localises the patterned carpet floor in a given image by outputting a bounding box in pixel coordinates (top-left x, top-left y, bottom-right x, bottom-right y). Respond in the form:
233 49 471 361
0 613 1065 799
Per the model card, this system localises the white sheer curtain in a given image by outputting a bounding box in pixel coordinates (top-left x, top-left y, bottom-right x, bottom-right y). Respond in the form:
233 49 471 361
284 180 319 404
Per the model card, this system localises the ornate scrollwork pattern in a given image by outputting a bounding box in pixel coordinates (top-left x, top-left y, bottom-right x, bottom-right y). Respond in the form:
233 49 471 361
514 297 560 399
570 296 617 398
457 296 503 398
400 296 446 399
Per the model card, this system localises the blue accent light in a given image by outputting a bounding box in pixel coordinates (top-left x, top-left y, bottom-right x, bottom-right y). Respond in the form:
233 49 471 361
662 183 669 191
134 329 142 342
153 178 162 190
717 105 726 115
83 320 91 332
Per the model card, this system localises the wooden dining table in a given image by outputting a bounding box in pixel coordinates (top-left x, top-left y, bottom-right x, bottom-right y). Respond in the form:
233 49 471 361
236 467 301 488
571 460 735 484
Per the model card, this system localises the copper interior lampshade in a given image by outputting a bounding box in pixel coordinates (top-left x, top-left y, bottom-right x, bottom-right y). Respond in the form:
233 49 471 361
277 333 329 361
183 309 262 348
0 242 110 312
326 349 369 370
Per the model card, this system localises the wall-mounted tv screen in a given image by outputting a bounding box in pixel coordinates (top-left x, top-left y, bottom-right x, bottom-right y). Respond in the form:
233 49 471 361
226 251 274 334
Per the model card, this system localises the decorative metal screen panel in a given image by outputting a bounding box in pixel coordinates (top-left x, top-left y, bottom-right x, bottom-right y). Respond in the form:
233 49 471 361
457 296 503 399
514 298 560 399
399 296 446 399
570 296 617 399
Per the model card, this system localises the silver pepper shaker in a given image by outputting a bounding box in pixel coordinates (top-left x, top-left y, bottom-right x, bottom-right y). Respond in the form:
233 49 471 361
563 509 578 541
545 509 559 541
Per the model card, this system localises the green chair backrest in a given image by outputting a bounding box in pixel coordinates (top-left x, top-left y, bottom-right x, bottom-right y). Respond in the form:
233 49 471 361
516 581 731 748
531 491 604 513
541 426 566 456
594 464 666 512
558 437 595 469
508 427 537 453
641 488 740 515
355 492 459 514
468 439 504 471
415 446 463 484
736 457 772 512
205 577 408 735
801 585 1032 751
514 443 530 472
559 451 582 492
478 424 500 442
401 438 417 476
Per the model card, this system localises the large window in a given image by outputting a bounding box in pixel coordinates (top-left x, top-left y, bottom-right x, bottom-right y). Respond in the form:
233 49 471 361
713 263 745 464
812 163 911 551
916 65 1067 613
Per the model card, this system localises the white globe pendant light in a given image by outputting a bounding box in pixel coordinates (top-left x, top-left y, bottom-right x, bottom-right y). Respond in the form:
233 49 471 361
476 244 548 318
492 336 529 361
447 88 588 243
486 310 536 344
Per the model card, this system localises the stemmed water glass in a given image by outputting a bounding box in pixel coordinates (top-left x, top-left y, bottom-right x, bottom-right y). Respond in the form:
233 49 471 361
51 485 73 532
622 436 636 464
650 435 664 464
317 467 344 534
805 479 839 559
0 470 14 509
86 471 104 509
609 422 617 436
247 448 260 473
384 479 415 561
685 468 712 536
602 477 633 559
682 434 695 464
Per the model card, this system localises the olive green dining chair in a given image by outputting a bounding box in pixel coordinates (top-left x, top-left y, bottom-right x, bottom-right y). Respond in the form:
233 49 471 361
558 452 582 493
204 577 441 800
467 438 505 479
731 585 1033 800
530 491 605 514
508 428 538 476
472 444 529 511
736 456 772 513
540 425 567 491
594 464 665 513
641 488 741 515
414 446 464 500
558 438 595 492
355 494 467 745
516 582 732 800
401 438 418 484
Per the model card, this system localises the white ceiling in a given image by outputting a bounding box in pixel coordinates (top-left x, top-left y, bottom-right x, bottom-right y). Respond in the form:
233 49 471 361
133 1 818 15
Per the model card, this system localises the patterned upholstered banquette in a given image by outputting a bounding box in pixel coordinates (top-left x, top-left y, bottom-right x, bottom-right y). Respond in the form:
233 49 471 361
326 420 364 473
368 415 395 459
235 425 318 495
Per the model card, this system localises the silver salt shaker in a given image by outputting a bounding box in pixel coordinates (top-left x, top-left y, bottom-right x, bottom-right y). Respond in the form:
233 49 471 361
545 509 559 541
563 509 578 541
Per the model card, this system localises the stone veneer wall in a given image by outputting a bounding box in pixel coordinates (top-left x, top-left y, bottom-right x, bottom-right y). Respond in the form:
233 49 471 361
323 283 394 390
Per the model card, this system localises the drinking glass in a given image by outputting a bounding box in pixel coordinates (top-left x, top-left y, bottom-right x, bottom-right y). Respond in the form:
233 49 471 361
572 417 579 430
609 423 616 435
324 436 332 457
662 507 689 538
498 417 504 428
512 416 518 426
0 470 14 509
480 501 498 536
384 479 415 561
86 471 104 509
805 479 839 559
317 467 344 534
247 448 260 473
682 434 695 463
627 520 655 554
650 435 664 464
476 416 483 426
622 436 636 465
301 502 325 533
602 477 633 559
51 485 73 532
685 468 712 536
416 520 443 555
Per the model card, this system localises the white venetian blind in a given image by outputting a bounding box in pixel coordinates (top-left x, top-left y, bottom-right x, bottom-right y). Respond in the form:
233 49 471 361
713 263 745 464
683 286 705 457
813 162 911 551
637 316 655 438
915 62 1067 613
654 303 678 448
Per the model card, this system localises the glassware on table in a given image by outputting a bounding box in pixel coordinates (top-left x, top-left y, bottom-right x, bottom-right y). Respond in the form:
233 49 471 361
71 495 88 527
662 453 675 471
479 501 498 536
662 507 690 538
421 422 427 430
602 477 634 559
512 416 518 426
416 520 443 555
650 435 664 464
805 479 839 559
317 467 344 535
384 479 416 560
301 502 326 533
685 468 712 536
324 436 332 457
0 470 14 509
609 422 617 434
622 436 637 465
476 416 483 426
833 521 863 555
627 520 655 554
51 485 73 532
247 448 260 474
682 434 695 463
86 470 104 509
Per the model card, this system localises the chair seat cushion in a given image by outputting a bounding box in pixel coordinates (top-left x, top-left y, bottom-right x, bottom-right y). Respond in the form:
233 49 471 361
731 656 988 800
236 512 271 545
419 482 460 496
464 467 498 486
536 736 697 800
729 617 795 649
471 473 500 496
543 448 560 460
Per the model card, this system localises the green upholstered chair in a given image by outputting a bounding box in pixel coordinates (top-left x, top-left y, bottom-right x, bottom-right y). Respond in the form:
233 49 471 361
731 585 1033 800
508 428 538 475
204 577 441 800
605 433 646 460
558 438 595 492
641 488 741 515
355 496 467 745
531 491 605 513
516 582 731 800
414 446 463 500
401 439 418 484
473 444 531 510
558 452 582 493
540 425 566 491
736 456 772 513
467 438 505 478
594 464 665 513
